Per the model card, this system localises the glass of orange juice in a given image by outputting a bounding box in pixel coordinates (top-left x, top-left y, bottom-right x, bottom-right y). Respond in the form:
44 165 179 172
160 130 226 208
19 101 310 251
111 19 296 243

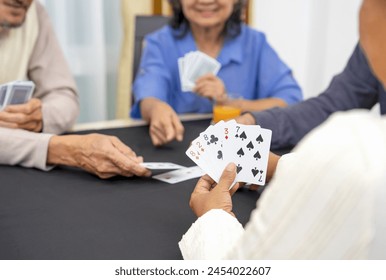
212 93 242 123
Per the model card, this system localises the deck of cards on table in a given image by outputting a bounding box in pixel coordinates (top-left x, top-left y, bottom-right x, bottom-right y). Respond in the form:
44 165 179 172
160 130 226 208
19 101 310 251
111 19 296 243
178 51 221 92
186 120 272 186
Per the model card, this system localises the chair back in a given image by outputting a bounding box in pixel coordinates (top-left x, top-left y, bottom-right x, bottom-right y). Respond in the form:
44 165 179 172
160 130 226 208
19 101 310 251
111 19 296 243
133 15 170 80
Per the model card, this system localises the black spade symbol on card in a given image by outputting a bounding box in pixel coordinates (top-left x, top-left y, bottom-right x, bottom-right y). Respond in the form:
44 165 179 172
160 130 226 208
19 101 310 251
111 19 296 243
237 148 245 157
217 150 223 160
236 164 243 174
253 151 261 160
240 131 247 141
210 134 218 144
256 135 264 144
252 168 259 177
246 141 254 151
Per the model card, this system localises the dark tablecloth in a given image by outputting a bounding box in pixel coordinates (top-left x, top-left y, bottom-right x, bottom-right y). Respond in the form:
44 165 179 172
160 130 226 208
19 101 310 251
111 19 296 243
0 119 264 260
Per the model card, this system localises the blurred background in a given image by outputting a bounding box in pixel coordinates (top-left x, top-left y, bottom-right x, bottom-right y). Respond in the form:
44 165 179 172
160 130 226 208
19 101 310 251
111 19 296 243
39 0 362 124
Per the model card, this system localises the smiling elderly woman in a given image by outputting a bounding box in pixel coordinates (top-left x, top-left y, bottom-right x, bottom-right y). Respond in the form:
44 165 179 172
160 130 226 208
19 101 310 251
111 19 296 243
131 0 303 147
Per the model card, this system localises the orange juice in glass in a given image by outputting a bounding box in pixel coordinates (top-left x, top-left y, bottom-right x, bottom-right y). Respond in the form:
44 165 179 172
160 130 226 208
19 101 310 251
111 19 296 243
212 93 242 123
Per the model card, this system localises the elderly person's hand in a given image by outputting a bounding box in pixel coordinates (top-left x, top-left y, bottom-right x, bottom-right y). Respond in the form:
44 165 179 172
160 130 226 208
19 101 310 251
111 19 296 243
0 98 43 132
47 133 151 179
234 112 256 125
194 74 227 102
190 163 241 217
140 97 184 146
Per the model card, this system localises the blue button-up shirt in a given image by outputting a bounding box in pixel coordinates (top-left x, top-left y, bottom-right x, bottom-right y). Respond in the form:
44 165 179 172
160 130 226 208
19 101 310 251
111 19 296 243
131 24 302 118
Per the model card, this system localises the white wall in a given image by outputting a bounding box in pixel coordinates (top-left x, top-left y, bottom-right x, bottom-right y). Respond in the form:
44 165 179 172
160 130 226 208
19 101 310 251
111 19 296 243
251 0 362 99
40 0 122 123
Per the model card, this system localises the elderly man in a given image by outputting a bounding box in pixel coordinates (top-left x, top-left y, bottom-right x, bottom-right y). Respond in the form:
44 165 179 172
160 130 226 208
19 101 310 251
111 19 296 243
0 0 150 178
179 0 386 259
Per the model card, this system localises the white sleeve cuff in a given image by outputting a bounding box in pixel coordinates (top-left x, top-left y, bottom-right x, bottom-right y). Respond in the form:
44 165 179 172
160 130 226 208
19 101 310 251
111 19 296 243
179 209 244 260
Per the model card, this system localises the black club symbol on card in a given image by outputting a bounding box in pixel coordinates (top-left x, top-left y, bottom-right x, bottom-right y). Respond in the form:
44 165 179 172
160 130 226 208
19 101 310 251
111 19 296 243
237 148 245 157
246 141 254 151
236 164 243 174
256 135 264 144
209 135 218 145
253 151 261 160
217 150 223 160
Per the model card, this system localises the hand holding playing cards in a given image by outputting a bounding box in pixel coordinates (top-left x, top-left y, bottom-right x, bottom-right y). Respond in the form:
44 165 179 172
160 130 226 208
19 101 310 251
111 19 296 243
190 163 241 218
234 112 256 126
194 74 226 102
47 134 151 179
0 98 43 132
141 98 184 146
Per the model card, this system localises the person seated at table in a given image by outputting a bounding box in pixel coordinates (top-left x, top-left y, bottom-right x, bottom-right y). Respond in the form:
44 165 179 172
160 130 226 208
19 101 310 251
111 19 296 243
0 0 151 178
131 0 302 146
179 0 386 259
236 36 385 149
0 0 78 134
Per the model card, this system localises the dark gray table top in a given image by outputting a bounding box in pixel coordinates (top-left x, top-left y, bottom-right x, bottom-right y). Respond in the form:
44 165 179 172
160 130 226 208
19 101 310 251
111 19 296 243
0 119 264 260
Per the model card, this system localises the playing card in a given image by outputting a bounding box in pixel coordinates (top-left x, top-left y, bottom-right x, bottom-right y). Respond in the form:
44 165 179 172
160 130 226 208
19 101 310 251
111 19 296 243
224 124 272 185
178 57 193 92
186 120 272 187
0 80 34 111
178 51 221 92
140 162 185 170
186 135 216 179
198 121 228 180
186 51 221 85
152 166 205 184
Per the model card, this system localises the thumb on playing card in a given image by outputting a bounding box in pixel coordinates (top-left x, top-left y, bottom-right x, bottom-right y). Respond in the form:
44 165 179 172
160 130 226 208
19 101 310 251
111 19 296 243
217 163 237 191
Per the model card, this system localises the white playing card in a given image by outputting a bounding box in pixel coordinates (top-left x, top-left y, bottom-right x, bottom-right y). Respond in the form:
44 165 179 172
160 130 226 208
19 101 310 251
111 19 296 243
186 135 216 179
178 51 221 92
186 52 221 85
0 80 34 111
152 166 205 184
140 162 185 170
224 124 272 185
198 121 227 182
185 120 272 187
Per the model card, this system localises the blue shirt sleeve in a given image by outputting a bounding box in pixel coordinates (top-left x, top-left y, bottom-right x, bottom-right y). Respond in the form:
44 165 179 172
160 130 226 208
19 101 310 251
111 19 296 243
256 35 302 105
251 44 383 149
130 35 171 119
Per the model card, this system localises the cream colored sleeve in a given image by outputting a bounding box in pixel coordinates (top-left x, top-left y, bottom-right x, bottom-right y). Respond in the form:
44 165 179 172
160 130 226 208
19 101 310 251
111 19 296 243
28 2 79 134
179 111 386 260
0 127 53 170
179 209 244 260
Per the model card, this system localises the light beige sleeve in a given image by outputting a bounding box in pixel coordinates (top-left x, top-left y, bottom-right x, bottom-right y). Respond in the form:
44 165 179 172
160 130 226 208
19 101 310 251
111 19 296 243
179 111 386 260
28 2 79 134
0 127 53 170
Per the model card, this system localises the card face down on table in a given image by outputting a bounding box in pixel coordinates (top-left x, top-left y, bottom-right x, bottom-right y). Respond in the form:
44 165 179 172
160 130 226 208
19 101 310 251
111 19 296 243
152 166 205 184
142 162 204 184
140 162 185 170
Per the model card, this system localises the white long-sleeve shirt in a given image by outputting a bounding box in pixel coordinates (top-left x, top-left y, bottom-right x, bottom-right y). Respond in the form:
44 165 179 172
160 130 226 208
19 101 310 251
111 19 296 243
179 110 386 259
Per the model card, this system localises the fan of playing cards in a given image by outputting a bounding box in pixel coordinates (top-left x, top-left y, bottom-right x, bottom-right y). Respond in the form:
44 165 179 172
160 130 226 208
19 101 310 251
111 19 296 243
178 51 221 92
186 120 272 186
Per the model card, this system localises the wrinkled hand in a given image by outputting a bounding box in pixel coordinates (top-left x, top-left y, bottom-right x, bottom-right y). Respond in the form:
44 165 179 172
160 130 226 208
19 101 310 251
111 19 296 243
0 98 43 132
234 112 256 125
148 101 184 146
194 74 227 102
190 163 241 217
48 133 152 179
